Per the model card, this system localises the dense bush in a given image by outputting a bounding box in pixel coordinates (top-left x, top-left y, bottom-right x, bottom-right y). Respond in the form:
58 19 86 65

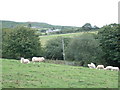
2 27 42 59
65 33 104 66
98 24 120 67
44 37 70 60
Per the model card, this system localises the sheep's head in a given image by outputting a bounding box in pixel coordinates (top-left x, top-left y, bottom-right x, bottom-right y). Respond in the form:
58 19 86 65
21 57 24 61
88 64 91 67
42 57 45 60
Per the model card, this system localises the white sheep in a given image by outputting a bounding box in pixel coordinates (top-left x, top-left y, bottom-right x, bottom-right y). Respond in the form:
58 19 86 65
32 57 45 62
111 67 119 71
104 66 113 70
88 63 96 68
96 65 104 70
90 63 96 68
88 64 92 68
20 57 30 64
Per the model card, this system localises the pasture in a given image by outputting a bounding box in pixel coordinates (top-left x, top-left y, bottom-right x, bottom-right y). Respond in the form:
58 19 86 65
2 59 118 88
39 31 98 46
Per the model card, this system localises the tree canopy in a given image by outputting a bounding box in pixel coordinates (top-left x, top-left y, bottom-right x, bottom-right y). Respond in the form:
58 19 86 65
44 37 70 60
2 27 42 59
65 33 104 66
98 24 120 67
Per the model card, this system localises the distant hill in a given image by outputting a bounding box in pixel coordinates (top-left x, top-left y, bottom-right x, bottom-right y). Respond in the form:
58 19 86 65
0 20 77 29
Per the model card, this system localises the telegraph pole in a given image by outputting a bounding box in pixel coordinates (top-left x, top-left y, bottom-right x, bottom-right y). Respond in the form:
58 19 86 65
62 37 65 60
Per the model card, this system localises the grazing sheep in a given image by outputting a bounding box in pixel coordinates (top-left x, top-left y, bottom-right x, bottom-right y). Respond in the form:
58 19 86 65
96 65 104 70
104 66 113 70
32 57 45 62
20 58 30 64
111 67 119 71
88 63 96 68
90 63 96 68
88 64 92 68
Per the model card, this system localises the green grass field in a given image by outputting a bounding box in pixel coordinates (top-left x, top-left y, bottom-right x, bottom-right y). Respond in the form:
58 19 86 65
2 59 118 88
39 31 98 47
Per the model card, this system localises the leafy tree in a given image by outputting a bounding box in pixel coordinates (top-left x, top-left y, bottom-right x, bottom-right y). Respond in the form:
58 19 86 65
98 24 120 67
28 23 32 27
2 27 42 59
2 28 13 58
82 23 92 31
65 33 104 66
45 37 70 60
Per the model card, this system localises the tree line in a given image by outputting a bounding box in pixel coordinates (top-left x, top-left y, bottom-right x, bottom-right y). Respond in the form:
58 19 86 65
40 23 99 35
2 23 120 67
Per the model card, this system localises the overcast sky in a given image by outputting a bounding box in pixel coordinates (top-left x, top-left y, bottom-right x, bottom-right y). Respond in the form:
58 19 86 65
0 0 119 27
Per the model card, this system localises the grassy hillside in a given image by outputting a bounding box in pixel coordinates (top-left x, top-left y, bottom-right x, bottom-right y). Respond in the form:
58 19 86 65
40 31 98 46
0 20 53 28
0 20 77 29
2 59 118 88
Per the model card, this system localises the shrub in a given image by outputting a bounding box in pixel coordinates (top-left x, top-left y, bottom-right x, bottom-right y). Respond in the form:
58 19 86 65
65 33 104 66
45 37 70 60
98 24 120 67
2 27 42 59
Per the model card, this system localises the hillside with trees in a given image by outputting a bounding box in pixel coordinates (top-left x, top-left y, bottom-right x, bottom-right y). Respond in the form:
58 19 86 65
1 20 77 29
1 21 119 88
1 20 99 36
1 20 119 68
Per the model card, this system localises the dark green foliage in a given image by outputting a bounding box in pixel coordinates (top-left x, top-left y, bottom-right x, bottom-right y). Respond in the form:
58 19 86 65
82 23 92 31
2 27 42 59
65 33 104 66
45 37 63 60
45 37 70 60
98 24 120 67
28 23 32 27
2 28 13 58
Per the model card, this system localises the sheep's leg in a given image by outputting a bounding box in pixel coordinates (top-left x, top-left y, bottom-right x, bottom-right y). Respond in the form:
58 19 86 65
111 69 113 71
